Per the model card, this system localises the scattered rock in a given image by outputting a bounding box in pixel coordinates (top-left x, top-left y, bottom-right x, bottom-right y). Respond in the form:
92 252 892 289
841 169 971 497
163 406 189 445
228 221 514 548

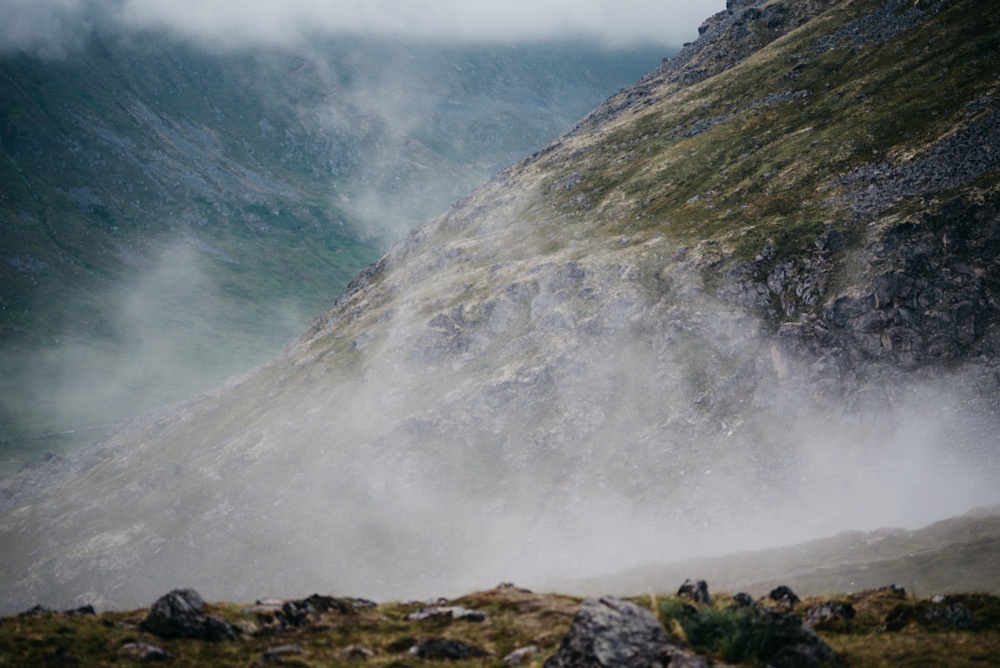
878 584 907 598
497 582 533 593
18 604 55 617
544 597 707 668
407 606 486 622
805 600 857 626
503 645 540 666
678 579 712 605
258 644 305 664
338 645 377 660
65 605 96 617
409 638 489 661
769 585 801 609
925 602 976 630
140 589 241 642
756 610 839 668
120 643 172 662
731 592 756 608
275 594 373 628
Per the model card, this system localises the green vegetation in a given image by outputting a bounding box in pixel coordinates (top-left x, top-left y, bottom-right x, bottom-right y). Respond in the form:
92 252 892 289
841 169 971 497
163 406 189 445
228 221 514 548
660 597 783 664
2 586 1000 666
535 0 1000 278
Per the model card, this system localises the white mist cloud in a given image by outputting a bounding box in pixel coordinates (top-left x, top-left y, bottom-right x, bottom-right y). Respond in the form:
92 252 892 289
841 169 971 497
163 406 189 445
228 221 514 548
3 0 726 55
0 0 97 56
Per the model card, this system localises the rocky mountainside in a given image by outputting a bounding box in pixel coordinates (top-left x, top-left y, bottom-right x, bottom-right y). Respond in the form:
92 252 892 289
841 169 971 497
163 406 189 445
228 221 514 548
1 0 999 614
0 34 662 466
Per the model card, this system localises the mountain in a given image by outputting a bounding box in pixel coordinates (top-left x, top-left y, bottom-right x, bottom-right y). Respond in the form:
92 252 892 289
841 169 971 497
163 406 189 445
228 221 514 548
1 0 999 614
565 505 1000 598
0 33 664 469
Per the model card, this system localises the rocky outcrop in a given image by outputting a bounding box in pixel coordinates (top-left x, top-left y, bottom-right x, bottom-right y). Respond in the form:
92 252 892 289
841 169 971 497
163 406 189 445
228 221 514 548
140 589 241 642
576 0 836 130
544 597 707 668
768 192 1000 406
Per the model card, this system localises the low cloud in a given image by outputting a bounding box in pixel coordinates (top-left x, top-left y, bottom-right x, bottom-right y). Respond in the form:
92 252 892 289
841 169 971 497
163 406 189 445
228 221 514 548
3 0 725 55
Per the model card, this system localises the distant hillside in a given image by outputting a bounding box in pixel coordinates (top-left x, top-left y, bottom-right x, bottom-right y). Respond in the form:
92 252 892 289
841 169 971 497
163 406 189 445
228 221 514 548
0 34 664 468
1 0 998 614
565 506 1000 598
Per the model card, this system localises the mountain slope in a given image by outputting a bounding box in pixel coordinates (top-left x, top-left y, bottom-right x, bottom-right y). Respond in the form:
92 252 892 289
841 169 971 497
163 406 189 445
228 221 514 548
1 0 999 613
566 505 1000 598
0 34 663 467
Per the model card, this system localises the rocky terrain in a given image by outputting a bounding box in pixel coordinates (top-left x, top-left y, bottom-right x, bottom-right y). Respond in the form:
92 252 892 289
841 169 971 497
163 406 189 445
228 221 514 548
0 34 662 467
1 0 999 624
2 581 999 666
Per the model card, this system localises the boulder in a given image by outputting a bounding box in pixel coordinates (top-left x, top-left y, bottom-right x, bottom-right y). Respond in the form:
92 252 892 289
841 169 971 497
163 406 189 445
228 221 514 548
407 605 486 622
925 602 976 630
504 645 540 665
140 589 241 642
758 610 838 668
259 644 305 664
409 638 489 660
805 600 856 626
768 585 801 609
544 597 707 668
678 579 712 605
338 645 377 660
120 642 172 662
275 594 374 628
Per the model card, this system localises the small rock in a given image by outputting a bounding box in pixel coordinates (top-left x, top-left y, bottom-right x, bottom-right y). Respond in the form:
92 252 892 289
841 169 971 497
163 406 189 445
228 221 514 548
18 604 55 617
65 605 96 617
732 592 755 608
409 638 489 661
407 606 486 622
261 644 305 663
504 645 540 666
120 643 172 662
769 585 801 609
275 594 368 628
339 645 377 660
678 579 712 605
497 582 533 593
805 600 856 626
925 602 976 630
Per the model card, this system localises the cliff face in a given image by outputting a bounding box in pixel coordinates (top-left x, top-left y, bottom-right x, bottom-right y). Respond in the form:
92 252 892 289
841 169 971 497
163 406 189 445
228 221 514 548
1 0 999 613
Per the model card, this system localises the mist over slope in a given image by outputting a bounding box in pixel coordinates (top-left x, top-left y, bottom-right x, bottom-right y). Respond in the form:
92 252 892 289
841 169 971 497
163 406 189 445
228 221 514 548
2 0 1000 613
0 32 664 469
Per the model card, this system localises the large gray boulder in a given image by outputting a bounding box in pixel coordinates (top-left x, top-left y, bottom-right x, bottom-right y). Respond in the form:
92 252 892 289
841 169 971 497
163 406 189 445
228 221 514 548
544 597 707 668
140 589 241 642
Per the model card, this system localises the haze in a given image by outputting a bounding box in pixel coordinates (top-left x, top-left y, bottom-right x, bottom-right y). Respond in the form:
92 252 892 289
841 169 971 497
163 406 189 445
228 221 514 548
3 0 726 56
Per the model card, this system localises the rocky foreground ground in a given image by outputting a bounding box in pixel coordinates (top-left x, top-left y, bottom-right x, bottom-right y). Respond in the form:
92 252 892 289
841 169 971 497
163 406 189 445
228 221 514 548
2 581 999 667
